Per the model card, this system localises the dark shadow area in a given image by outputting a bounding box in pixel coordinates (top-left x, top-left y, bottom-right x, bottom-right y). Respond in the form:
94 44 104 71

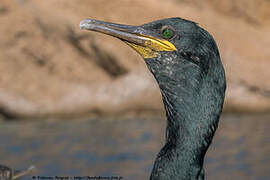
66 27 128 78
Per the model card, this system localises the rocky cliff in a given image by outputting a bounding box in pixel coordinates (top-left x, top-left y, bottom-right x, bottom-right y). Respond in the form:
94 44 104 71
0 0 270 119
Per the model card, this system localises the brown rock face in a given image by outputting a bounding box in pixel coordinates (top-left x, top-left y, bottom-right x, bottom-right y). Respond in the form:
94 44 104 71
0 0 270 119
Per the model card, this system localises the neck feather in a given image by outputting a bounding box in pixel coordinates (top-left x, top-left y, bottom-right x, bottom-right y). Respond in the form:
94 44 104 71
150 78 224 180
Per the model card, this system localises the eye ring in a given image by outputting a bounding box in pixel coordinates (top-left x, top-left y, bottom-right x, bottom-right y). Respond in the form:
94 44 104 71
160 26 176 40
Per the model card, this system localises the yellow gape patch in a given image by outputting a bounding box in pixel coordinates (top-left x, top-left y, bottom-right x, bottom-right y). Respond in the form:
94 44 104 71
125 36 176 58
125 42 157 58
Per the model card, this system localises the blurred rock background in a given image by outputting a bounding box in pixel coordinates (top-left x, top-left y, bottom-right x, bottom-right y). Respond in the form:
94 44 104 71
0 0 270 120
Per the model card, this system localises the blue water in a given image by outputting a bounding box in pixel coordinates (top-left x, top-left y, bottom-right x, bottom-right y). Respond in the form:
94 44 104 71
0 114 269 180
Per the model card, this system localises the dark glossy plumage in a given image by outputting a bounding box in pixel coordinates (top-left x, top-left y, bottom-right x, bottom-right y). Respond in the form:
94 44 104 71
80 17 226 180
143 18 226 180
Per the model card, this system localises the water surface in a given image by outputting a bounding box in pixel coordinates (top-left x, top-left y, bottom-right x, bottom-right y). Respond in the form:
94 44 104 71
0 114 269 180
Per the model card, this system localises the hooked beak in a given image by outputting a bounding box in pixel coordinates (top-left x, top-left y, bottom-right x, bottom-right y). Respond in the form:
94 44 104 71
80 19 176 58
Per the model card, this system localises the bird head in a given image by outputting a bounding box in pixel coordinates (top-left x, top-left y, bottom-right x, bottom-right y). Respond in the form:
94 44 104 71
80 18 226 110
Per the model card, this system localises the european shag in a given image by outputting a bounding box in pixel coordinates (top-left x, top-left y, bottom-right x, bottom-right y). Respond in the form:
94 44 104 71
80 17 226 180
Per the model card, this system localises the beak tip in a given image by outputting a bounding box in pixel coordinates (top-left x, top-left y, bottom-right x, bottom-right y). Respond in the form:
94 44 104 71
80 19 94 30
79 20 87 30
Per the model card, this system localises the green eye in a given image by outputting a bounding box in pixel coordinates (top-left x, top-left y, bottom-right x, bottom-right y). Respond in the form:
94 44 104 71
161 27 174 39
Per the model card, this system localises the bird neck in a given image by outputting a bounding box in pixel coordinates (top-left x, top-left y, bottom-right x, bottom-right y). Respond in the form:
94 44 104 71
150 78 224 180
162 86 219 151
